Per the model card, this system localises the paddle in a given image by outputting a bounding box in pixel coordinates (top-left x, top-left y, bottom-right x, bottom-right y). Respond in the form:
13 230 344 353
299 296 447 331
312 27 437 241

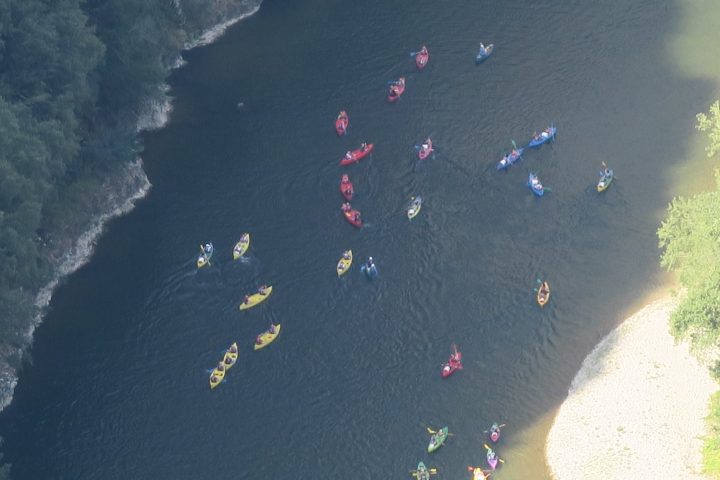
409 51 419 57
199 244 211 266
483 423 507 433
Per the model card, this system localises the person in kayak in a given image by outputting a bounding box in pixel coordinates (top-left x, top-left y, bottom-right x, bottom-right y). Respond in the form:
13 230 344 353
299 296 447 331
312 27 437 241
255 335 263 345
345 151 353 161
360 142 367 151
269 324 276 334
354 212 361 222
243 295 250 305
229 344 238 354
367 257 375 269
217 362 225 372
204 243 213 253
342 251 351 260
258 285 269 295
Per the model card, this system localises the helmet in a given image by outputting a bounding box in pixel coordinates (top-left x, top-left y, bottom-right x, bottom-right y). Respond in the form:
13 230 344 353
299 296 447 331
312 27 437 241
368 257 373 262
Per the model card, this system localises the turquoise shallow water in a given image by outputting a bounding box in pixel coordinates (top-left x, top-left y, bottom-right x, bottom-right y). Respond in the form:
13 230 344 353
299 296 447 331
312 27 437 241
0 0 714 478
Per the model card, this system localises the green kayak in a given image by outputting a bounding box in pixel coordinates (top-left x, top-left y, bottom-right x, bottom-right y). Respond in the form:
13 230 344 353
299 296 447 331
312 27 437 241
414 462 430 480
427 427 449 453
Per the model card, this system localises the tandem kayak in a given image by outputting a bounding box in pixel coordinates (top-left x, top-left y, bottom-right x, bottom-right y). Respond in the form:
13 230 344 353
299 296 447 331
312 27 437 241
528 172 544 197
337 250 353 276
388 77 405 102
468 467 491 480
340 174 354 201
340 143 374 166
335 110 349 136
341 202 363 228
232 233 250 260
239 285 273 310
528 125 557 147
197 242 214 268
209 361 226 389
254 324 281 350
222 342 239 370
414 462 430 480
441 343 463 378
428 427 449 453
415 46 429 70
475 43 494 64
496 148 524 170
597 167 614 192
537 281 550 307
407 195 423 220
418 138 433 160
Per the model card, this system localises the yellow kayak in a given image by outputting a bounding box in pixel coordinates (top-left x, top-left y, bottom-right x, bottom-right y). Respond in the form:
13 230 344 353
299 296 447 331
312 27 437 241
254 324 281 350
239 285 273 310
337 250 352 276
232 233 250 260
222 342 238 370
209 362 226 389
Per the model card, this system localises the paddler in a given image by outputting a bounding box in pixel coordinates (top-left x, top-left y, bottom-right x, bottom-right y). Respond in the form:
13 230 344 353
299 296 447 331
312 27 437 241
258 284 269 295
345 151 352 161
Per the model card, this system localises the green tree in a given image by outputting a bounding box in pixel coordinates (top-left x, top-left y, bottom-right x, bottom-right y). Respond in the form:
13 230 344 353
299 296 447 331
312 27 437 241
697 100 720 158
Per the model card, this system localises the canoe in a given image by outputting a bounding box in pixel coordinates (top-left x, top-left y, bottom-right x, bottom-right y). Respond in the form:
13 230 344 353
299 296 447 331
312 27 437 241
340 143 374 166
428 427 449 453
415 462 430 480
441 344 463 378
337 250 353 276
197 243 214 268
209 362 226 389
341 203 363 228
537 281 550 307
222 342 239 370
528 126 557 147
407 196 423 220
475 43 494 64
469 467 490 480
496 148 524 170
361 262 378 280
416 46 429 70
239 285 273 310
418 138 433 160
254 324 281 351
232 233 250 260
335 110 348 136
486 448 499 470
597 168 614 192
528 172 544 197
340 174 354 201
489 423 501 443
387 77 405 102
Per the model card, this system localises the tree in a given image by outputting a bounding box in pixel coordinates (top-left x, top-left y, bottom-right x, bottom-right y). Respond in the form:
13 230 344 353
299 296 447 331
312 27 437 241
697 100 720 158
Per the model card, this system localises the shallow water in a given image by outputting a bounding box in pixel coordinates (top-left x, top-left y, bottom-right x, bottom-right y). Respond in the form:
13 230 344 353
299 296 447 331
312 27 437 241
0 0 716 478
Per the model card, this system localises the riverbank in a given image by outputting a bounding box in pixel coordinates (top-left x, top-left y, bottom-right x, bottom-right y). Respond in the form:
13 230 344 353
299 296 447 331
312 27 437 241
546 295 718 479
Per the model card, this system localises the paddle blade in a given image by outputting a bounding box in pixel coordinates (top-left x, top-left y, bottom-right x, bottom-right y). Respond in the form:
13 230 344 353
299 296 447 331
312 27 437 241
499 458 505 464
484 443 490 449
427 427 436 434
499 423 506 428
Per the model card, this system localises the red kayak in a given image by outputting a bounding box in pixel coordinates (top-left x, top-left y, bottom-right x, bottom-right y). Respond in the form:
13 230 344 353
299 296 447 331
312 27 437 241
335 110 348 136
339 143 374 166
340 174 354 201
418 138 433 160
441 344 463 378
415 46 429 70
341 203 362 228
387 77 405 102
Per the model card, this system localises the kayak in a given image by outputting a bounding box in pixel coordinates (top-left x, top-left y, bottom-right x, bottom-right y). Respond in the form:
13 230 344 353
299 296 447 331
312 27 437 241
528 125 557 147
232 233 250 260
414 462 430 480
427 427 449 453
197 243 214 268
254 324 281 351
475 43 494 64
335 110 349 136
469 467 490 480
337 250 353 276
340 143 374 166
486 448 499 470
489 423 502 443
496 148 524 170
239 285 273 311
361 262 378 280
222 342 239 370
418 138 433 160
407 196 423 220
209 361 226 389
441 344 463 378
340 174 354 201
416 46 429 70
388 77 405 102
528 172 544 197
597 168 614 192
537 281 550 307
341 203 363 228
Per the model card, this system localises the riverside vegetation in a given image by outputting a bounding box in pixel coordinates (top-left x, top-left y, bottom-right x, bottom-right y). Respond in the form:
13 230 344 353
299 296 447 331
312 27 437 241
658 100 720 477
0 0 254 477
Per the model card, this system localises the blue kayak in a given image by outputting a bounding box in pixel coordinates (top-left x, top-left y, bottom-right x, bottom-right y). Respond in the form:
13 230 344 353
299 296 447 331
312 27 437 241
528 172 544 197
528 126 557 147
475 43 494 64
496 147 524 170
361 262 378 280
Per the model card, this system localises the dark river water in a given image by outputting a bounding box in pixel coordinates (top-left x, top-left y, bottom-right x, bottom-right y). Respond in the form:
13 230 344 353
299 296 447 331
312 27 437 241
0 0 713 478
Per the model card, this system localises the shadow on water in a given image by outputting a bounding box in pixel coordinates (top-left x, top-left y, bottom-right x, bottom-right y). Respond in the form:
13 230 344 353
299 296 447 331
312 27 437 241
1 0 719 479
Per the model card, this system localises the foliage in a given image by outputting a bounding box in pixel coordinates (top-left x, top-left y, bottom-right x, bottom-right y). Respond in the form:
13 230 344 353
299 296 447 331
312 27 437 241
704 392 720 477
697 100 720 158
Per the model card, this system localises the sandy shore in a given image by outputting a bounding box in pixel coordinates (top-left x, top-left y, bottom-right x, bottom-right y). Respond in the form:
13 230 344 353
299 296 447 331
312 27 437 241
546 296 718 479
